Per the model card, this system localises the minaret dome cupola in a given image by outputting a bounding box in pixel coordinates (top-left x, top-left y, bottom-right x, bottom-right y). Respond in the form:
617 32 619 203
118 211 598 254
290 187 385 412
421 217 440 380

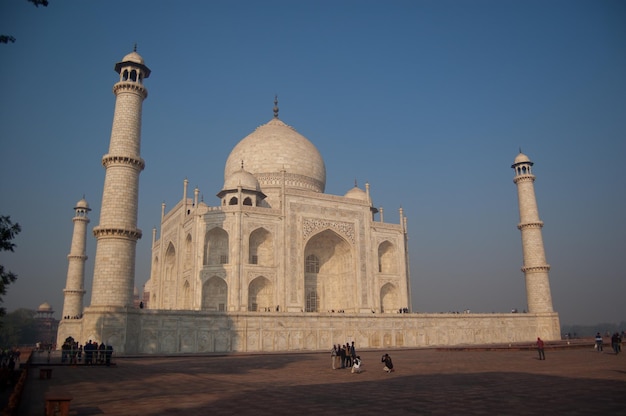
511 151 533 177
74 197 91 218
114 48 151 84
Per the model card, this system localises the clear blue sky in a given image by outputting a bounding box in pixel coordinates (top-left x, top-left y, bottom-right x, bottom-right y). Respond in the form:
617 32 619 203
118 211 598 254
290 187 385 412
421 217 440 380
1 0 624 327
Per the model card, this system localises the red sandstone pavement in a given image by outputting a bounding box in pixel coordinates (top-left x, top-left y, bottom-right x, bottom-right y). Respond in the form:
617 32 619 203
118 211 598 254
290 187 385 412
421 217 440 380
17 344 626 415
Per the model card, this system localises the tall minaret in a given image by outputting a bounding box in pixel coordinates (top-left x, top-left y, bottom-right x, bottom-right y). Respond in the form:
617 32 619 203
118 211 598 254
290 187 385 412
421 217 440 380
90 48 150 307
512 152 554 313
61 198 91 319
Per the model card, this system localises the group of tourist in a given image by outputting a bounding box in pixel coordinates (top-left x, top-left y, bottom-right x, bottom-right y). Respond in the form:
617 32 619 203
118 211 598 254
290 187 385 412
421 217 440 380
331 342 360 372
0 348 20 371
330 343 395 374
594 331 624 354
60 336 113 366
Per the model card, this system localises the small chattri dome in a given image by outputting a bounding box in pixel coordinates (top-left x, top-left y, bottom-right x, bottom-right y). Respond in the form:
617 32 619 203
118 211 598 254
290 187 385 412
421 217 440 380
122 51 144 65
37 302 52 312
513 152 531 165
75 198 89 210
223 167 260 192
115 49 151 78
344 186 368 202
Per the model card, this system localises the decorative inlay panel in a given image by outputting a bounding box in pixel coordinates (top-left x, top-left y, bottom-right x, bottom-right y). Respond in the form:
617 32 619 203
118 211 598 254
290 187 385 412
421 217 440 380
302 218 355 244
200 270 227 280
247 271 276 283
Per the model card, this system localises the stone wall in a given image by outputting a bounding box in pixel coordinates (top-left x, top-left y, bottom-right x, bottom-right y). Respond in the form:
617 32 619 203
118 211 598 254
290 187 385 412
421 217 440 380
60 308 560 354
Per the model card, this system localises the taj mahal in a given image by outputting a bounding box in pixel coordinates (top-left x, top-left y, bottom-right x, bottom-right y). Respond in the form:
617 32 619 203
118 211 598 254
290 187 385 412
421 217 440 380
56 49 560 354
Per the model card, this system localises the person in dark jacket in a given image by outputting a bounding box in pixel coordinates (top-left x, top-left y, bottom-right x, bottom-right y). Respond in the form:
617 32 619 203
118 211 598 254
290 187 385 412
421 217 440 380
381 353 394 373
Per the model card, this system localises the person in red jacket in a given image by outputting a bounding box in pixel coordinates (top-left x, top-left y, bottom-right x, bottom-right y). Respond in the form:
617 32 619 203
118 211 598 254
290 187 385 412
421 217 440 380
536 337 545 360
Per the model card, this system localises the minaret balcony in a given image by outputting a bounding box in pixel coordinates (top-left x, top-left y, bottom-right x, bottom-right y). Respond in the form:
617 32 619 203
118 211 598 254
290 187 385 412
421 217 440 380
113 81 148 98
101 154 145 170
521 265 551 273
93 226 142 240
517 221 544 230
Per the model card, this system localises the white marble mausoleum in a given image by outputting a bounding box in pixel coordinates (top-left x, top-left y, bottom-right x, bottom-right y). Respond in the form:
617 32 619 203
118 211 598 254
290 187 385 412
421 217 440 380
56 50 560 354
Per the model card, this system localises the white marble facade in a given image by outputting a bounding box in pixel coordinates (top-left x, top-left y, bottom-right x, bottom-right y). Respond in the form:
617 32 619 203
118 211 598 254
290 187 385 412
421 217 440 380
144 115 411 317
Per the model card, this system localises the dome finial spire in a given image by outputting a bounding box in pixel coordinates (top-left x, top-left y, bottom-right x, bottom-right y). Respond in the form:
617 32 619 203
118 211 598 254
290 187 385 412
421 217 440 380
133 43 137 52
273 95 279 119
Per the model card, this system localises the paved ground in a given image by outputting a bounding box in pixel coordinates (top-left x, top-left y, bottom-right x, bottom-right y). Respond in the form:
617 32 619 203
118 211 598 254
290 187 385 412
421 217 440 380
17 344 626 415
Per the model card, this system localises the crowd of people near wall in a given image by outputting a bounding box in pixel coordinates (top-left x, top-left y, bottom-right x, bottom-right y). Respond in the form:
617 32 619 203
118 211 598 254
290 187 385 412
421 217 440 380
0 348 21 371
60 336 113 366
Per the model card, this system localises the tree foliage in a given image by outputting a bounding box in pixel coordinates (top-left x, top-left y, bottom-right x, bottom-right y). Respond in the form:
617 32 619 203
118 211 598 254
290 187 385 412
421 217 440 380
0 35 16 44
0 308 37 347
1 0 49 44
28 0 49 7
0 216 21 317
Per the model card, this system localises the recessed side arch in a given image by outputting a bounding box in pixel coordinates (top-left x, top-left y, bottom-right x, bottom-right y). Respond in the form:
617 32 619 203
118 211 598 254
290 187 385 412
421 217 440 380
202 276 227 312
378 240 398 274
203 227 229 265
163 243 176 309
184 234 192 270
380 282 398 313
248 276 273 311
249 227 274 266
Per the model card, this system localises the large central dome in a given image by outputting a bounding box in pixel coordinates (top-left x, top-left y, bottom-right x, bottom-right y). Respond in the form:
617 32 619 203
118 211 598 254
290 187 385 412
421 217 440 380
224 117 326 193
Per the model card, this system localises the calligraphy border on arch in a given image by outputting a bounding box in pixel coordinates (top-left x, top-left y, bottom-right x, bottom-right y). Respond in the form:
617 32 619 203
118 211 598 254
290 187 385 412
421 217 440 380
376 236 398 247
247 271 276 284
302 218 355 244
201 270 227 280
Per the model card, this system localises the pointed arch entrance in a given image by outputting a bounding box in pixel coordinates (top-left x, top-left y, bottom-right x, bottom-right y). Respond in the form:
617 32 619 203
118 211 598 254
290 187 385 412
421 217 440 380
304 229 354 312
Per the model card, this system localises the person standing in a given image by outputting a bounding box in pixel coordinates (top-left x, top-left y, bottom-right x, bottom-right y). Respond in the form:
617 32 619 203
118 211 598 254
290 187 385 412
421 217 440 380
98 342 106 364
381 353 394 373
611 333 620 354
350 341 356 364
595 332 603 352
105 344 113 366
331 345 337 369
536 337 545 360
345 344 352 368
340 344 346 369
